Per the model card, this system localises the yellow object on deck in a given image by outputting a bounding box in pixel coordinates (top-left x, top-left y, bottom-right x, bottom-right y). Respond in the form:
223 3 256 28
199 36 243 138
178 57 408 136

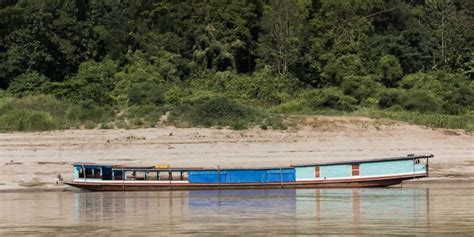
154 164 170 169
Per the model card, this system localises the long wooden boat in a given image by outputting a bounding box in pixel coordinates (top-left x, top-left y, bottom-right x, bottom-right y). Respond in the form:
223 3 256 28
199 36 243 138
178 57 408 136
64 154 433 191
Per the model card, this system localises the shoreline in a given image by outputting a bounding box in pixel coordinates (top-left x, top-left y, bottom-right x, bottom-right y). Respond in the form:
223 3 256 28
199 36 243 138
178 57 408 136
1 115 472 192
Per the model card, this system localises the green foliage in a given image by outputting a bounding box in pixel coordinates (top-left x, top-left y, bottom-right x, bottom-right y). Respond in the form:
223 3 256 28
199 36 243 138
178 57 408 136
376 55 403 87
258 0 310 75
0 95 113 132
342 75 382 103
126 104 163 127
215 69 300 105
271 99 308 113
321 54 365 86
377 88 402 109
0 1 473 132
68 100 113 124
308 0 372 84
399 72 473 114
302 87 357 112
400 90 440 113
357 108 474 132
170 96 259 129
56 59 118 105
128 82 166 106
0 110 57 132
7 71 50 97
442 81 474 115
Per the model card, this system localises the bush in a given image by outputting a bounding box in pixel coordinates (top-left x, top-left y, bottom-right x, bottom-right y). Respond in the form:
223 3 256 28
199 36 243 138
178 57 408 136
400 90 440 113
271 99 308 113
164 82 192 105
376 55 403 87
193 69 300 106
56 59 118 105
377 88 402 109
399 72 473 115
168 96 286 129
302 88 357 112
188 96 258 128
442 82 474 115
342 75 382 103
66 100 113 124
128 81 166 105
7 71 50 97
321 54 365 86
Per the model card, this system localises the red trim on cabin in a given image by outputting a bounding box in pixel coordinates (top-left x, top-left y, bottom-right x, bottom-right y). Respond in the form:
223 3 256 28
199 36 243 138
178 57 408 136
352 164 360 176
315 166 320 178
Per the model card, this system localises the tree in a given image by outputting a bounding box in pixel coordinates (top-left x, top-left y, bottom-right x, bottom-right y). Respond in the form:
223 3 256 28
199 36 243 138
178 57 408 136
307 0 374 85
166 0 258 73
257 0 310 75
424 0 473 70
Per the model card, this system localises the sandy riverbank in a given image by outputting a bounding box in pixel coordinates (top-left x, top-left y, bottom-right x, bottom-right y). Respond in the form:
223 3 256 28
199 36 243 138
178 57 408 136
0 115 473 191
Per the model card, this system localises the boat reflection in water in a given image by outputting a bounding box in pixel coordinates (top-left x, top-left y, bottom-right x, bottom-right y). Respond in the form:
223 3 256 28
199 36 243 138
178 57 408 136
73 188 436 235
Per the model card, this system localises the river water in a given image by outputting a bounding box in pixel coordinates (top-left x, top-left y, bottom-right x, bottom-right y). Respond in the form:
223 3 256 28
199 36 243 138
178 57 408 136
1 185 473 235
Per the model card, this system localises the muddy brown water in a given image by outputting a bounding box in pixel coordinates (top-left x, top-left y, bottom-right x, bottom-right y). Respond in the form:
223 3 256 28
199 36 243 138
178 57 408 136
0 184 473 235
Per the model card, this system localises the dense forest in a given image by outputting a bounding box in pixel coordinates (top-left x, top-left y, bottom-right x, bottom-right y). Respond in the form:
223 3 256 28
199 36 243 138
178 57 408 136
0 0 473 131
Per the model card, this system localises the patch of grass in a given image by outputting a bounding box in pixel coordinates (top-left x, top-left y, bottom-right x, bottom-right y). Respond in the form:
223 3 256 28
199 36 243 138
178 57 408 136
355 108 473 132
0 95 114 132
0 110 58 131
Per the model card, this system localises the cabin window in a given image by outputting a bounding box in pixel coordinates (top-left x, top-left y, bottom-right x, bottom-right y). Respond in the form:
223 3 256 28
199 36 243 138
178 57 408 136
125 171 147 180
159 172 170 180
93 168 101 179
146 172 158 180
171 171 181 180
352 164 360 176
78 167 102 179
135 171 146 180
111 170 189 181
125 171 134 180
157 171 188 180
181 172 189 181
315 166 320 178
173 171 188 181
85 168 93 178
113 170 123 180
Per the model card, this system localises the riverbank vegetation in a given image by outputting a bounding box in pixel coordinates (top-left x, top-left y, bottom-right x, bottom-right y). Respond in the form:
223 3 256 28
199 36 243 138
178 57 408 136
1 1 473 132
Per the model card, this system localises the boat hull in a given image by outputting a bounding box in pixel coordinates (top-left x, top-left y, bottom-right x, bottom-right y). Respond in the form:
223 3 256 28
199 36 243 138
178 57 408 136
64 173 426 192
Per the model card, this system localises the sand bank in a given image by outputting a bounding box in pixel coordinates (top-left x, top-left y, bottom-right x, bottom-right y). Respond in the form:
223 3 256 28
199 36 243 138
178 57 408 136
1 116 472 191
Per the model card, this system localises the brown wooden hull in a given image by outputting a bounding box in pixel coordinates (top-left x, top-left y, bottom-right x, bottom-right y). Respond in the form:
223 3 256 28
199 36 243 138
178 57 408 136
65 173 427 191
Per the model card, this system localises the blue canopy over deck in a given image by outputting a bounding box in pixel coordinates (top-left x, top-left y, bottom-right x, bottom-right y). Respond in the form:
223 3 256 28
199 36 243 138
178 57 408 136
189 169 296 183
